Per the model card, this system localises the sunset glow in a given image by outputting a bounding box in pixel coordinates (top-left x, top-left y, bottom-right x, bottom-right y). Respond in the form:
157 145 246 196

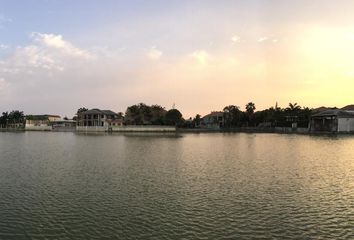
1 0 354 117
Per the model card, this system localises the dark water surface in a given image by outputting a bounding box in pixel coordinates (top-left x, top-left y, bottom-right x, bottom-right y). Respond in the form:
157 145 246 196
0 132 353 239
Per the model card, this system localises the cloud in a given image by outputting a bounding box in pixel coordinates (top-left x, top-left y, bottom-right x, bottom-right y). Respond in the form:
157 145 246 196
191 50 210 64
0 32 95 75
32 32 93 59
16 45 63 71
231 35 240 43
0 44 9 50
0 32 98 107
258 37 268 43
0 14 12 28
0 78 8 91
257 37 279 44
146 47 162 60
0 32 148 115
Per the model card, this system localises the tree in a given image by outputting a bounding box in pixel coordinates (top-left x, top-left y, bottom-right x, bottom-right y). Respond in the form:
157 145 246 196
77 107 88 115
0 112 9 128
245 102 256 115
165 109 183 126
125 103 167 125
193 114 201 127
150 105 166 125
0 110 24 128
8 110 25 124
245 102 256 126
286 103 301 113
223 105 241 127
125 104 143 125
117 112 124 119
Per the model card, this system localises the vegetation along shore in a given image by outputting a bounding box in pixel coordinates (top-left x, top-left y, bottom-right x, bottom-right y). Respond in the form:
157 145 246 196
1 102 354 134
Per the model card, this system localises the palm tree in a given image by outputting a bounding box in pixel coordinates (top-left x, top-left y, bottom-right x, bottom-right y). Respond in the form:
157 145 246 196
287 103 301 112
245 102 256 115
245 102 256 127
286 103 301 125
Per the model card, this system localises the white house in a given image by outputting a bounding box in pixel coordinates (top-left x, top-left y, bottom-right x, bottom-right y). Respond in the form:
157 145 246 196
202 111 224 129
310 107 354 133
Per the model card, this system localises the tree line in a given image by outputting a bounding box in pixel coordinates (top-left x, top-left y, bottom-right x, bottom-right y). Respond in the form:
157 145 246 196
188 102 313 128
125 103 183 126
1 102 314 129
0 111 25 128
76 103 184 126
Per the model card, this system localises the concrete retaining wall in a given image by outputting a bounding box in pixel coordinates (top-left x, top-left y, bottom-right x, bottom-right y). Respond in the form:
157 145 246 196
111 126 176 132
76 126 106 132
76 125 176 132
274 127 309 134
25 125 52 131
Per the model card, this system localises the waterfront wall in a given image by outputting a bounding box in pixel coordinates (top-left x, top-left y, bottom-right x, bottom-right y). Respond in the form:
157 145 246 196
25 125 52 131
274 127 309 134
111 126 176 132
181 127 309 134
76 126 106 132
52 126 76 132
76 125 176 132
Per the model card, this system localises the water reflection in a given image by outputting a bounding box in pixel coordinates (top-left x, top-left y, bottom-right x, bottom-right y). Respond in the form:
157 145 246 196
0 132 353 239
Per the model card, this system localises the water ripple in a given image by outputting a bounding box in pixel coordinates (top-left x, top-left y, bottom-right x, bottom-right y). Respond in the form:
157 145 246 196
0 132 353 239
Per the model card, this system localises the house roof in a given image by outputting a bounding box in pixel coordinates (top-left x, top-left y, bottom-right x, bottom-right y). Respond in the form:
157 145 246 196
26 114 61 120
101 110 118 115
81 109 102 114
311 109 354 118
312 106 335 113
341 104 354 111
81 108 118 116
202 111 224 119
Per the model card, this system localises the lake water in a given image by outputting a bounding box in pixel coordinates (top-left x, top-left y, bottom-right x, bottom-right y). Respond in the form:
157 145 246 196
0 132 353 239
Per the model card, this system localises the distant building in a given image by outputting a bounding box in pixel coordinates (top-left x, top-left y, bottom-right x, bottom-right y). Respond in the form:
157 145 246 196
25 114 61 131
51 120 76 131
46 115 61 122
77 109 123 127
202 111 224 129
341 104 354 111
309 107 354 133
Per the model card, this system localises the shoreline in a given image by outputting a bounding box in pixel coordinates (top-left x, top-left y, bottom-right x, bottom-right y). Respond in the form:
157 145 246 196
1 127 353 135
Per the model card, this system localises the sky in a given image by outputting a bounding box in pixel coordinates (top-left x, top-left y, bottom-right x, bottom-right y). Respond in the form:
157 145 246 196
1 0 354 118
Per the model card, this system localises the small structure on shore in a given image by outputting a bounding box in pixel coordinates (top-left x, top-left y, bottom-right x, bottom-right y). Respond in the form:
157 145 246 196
309 106 354 133
201 111 224 129
51 120 76 131
25 114 61 131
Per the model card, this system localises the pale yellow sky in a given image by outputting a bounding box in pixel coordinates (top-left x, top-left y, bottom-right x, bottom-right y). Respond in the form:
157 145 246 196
1 1 354 118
